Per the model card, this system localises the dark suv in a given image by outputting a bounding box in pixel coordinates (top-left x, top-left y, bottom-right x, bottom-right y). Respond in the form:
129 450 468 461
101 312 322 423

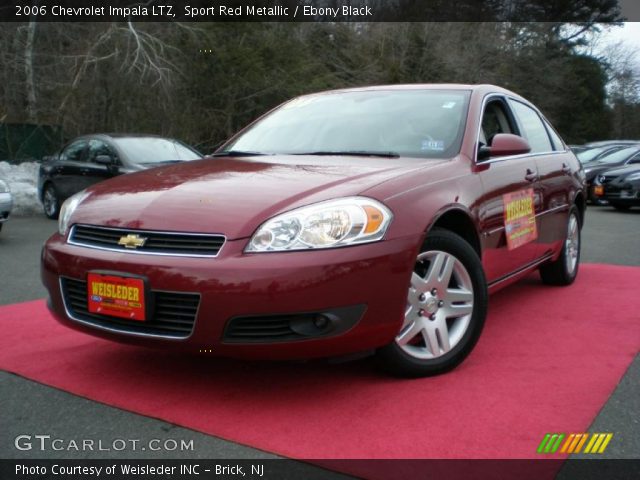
38 134 202 218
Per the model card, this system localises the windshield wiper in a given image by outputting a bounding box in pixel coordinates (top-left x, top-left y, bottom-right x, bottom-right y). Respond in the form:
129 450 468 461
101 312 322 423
293 150 400 158
210 150 267 157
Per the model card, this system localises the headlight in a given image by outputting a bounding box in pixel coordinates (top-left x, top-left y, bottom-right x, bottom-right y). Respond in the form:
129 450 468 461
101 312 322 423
58 191 89 236
596 175 606 184
246 197 393 252
0 180 9 194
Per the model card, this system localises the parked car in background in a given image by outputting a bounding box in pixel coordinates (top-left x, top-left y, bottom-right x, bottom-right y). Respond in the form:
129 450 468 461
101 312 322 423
569 145 589 155
0 179 12 233
585 140 639 148
41 84 586 377
575 144 627 165
595 164 640 210
583 146 640 204
38 134 203 219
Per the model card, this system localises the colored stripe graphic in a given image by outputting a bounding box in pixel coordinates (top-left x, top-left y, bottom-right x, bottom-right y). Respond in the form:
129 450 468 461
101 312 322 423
598 434 613 453
537 433 613 454
573 433 588 453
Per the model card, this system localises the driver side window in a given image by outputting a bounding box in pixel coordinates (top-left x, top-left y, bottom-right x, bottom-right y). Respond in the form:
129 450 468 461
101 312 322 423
87 139 117 165
481 100 516 147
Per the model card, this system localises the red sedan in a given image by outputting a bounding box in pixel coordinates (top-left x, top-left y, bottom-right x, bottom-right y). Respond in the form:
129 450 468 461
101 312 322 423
41 84 586 377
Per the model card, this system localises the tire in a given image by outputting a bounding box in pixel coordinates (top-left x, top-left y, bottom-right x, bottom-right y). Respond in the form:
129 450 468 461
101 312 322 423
43 184 60 219
376 229 488 378
611 203 631 211
539 206 581 286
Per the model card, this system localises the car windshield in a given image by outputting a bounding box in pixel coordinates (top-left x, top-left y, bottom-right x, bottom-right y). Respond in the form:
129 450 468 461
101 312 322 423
576 146 621 163
594 147 640 165
114 137 202 164
223 89 471 159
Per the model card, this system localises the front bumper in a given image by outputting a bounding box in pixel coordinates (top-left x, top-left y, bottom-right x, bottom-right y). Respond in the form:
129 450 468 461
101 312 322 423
42 231 421 359
0 192 12 221
604 185 640 205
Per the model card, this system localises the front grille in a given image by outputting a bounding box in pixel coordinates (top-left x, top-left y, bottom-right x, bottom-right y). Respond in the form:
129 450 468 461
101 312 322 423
61 277 199 338
69 225 225 257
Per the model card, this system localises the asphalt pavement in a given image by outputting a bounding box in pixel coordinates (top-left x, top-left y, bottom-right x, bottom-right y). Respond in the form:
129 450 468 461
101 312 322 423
0 206 638 467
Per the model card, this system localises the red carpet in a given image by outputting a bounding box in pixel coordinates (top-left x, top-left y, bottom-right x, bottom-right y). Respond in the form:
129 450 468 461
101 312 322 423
1 264 639 474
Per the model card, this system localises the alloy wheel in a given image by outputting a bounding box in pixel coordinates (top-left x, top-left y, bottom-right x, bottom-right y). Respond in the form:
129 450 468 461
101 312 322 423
396 250 474 360
44 187 57 218
565 212 579 275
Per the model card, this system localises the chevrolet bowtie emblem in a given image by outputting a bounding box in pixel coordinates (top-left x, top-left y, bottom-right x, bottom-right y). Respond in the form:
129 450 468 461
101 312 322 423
118 234 147 249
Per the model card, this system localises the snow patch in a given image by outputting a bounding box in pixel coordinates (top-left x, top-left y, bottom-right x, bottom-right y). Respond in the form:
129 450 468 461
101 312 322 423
0 161 42 216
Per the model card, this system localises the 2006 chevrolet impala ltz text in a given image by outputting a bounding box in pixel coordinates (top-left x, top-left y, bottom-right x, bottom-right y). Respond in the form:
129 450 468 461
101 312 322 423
41 84 586 377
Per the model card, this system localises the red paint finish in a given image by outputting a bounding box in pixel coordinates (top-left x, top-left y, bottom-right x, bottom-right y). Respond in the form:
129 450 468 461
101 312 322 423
41 84 585 359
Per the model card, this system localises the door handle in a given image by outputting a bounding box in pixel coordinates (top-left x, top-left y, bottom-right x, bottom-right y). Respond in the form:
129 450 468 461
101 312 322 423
524 169 538 182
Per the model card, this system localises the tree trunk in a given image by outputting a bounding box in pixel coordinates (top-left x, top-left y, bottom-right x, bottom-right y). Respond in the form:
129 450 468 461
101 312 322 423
24 20 37 123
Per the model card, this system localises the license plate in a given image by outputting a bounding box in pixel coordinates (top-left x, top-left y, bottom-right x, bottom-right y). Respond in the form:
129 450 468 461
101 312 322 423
87 273 146 321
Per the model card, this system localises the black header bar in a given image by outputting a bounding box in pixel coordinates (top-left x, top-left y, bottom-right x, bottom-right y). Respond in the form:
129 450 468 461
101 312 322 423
2 459 640 480
1 0 635 23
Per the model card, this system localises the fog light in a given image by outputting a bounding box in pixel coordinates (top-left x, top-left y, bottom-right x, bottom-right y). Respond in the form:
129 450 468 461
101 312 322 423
313 315 329 330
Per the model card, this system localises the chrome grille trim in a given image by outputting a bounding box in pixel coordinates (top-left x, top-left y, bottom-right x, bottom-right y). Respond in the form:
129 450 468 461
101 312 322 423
68 224 226 258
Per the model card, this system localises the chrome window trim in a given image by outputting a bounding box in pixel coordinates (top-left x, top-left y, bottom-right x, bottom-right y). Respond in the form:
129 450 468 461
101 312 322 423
59 276 200 341
68 224 226 258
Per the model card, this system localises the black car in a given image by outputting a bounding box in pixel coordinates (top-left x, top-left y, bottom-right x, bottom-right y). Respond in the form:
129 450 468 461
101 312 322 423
582 146 640 204
596 164 640 210
38 134 202 218
575 144 628 165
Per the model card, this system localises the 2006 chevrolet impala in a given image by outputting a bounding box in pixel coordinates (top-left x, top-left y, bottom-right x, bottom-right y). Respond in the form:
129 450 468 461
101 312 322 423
41 84 586 377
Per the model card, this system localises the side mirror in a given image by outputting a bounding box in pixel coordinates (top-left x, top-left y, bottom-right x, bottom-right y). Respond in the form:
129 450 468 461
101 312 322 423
95 154 115 166
478 133 531 160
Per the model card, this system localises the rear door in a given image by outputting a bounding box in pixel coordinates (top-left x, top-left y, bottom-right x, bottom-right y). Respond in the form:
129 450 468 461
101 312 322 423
476 96 542 283
508 99 572 259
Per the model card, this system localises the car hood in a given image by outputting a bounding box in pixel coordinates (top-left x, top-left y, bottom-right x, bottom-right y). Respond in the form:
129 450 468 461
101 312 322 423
70 156 438 239
584 163 623 180
600 164 640 179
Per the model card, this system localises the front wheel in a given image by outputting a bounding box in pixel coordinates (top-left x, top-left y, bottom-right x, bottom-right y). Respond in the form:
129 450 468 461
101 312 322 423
539 206 581 285
376 229 488 377
43 184 60 219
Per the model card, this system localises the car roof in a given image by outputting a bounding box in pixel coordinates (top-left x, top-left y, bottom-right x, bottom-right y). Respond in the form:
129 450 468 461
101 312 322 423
303 83 526 101
75 133 174 141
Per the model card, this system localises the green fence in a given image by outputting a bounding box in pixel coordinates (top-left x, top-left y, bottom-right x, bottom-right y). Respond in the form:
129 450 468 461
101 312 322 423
0 123 64 164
